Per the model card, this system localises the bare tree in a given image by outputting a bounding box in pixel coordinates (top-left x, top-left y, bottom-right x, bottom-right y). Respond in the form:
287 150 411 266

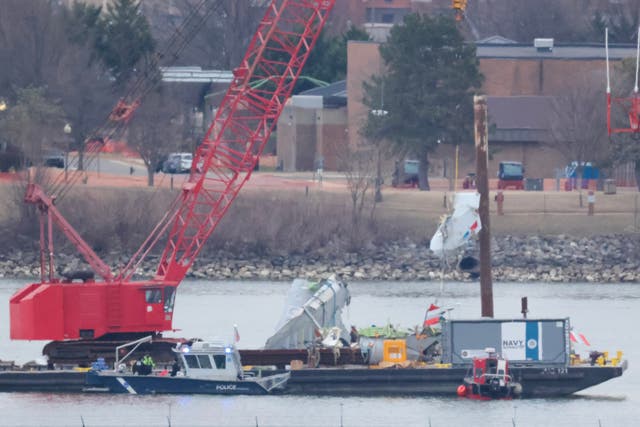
127 87 183 186
336 139 376 235
592 0 640 43
51 3 116 172
466 0 593 42
0 0 68 91
145 0 267 70
547 71 610 203
0 1 116 172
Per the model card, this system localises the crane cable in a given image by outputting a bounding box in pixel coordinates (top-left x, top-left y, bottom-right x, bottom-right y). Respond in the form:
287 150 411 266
47 0 224 201
50 0 221 199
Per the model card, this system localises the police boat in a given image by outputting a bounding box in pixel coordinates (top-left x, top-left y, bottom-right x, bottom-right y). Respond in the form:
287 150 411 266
85 338 289 395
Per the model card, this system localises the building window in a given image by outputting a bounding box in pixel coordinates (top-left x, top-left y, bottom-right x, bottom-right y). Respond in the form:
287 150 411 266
381 13 394 23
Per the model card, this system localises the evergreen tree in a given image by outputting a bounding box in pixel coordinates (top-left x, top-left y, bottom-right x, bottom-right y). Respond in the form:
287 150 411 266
365 14 483 190
303 26 370 84
264 26 369 94
64 1 102 47
95 0 155 87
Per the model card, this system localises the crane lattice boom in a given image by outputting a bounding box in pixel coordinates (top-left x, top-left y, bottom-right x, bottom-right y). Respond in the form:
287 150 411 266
10 0 335 342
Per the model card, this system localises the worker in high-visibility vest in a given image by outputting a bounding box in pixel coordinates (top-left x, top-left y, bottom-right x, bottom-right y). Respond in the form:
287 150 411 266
141 354 155 375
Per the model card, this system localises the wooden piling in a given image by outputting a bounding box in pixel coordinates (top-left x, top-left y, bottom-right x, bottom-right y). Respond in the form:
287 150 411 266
474 95 494 318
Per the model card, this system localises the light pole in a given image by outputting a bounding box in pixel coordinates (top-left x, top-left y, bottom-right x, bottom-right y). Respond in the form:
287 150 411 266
63 123 71 181
370 109 388 203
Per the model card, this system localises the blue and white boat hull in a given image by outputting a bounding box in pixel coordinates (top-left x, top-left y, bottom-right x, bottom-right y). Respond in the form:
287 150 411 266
86 371 289 395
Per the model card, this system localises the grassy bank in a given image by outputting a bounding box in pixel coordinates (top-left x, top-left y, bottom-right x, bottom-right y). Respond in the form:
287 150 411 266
1 180 639 260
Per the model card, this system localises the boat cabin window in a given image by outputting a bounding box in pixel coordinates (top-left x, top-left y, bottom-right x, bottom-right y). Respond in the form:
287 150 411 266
164 287 176 313
474 367 482 378
213 354 226 369
197 355 212 369
184 355 200 369
183 354 218 369
145 289 162 304
486 359 497 374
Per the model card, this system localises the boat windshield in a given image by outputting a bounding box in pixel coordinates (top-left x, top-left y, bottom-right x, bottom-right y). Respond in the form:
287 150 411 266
213 355 226 369
198 355 212 369
184 355 199 369
183 353 225 370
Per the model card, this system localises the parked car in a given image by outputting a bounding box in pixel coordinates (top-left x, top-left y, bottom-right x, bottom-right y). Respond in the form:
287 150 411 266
0 143 24 171
162 152 193 174
42 150 65 169
497 161 524 190
392 159 419 188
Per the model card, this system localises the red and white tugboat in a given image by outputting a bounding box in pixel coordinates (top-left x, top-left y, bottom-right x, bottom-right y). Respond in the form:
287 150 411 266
457 348 522 400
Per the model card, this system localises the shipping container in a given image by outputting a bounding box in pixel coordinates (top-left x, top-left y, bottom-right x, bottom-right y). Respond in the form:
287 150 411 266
441 318 570 367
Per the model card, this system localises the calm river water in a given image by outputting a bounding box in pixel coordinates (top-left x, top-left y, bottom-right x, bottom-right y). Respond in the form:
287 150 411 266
0 278 638 426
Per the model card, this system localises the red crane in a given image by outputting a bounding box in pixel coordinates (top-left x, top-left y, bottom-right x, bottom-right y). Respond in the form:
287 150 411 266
10 0 336 343
606 27 640 135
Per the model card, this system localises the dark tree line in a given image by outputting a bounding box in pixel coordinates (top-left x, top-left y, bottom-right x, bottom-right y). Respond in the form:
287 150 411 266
0 0 370 183
0 0 151 172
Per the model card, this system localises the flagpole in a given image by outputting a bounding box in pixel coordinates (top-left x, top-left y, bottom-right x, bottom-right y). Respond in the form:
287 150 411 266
233 324 240 344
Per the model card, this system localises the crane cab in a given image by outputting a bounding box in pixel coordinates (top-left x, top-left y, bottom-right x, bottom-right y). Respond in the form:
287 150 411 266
10 282 177 340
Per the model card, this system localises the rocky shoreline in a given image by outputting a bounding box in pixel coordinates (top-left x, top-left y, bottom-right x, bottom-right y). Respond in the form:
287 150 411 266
1 234 639 283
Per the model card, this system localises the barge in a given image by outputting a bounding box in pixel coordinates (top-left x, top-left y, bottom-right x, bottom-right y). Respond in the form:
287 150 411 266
0 280 628 397
0 357 626 398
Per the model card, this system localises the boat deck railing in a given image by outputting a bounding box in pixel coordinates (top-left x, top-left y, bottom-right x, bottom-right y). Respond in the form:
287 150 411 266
114 336 153 371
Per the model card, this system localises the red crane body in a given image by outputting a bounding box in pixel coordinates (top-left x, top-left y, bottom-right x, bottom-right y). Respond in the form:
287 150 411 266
10 0 336 341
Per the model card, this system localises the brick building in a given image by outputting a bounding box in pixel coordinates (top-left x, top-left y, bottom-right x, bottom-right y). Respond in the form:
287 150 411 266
345 37 637 181
276 81 348 172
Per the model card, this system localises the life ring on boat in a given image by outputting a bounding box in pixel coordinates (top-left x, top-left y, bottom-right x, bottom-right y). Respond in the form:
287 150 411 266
457 384 467 396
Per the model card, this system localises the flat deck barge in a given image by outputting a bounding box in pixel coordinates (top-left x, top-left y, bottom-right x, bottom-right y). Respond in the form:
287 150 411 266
0 361 626 398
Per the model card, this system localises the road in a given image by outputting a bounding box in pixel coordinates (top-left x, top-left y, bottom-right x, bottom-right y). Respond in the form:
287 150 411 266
69 153 147 178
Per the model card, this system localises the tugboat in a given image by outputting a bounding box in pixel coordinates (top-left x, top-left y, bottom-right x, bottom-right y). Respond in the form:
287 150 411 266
85 337 289 395
457 348 522 400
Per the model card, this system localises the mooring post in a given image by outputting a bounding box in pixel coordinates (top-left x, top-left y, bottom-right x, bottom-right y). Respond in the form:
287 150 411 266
474 95 494 318
521 296 528 319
